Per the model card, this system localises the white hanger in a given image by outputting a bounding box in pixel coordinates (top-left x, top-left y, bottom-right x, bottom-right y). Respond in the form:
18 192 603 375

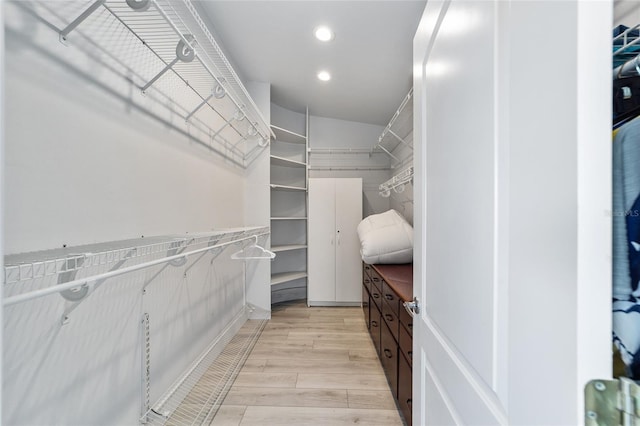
231 236 276 260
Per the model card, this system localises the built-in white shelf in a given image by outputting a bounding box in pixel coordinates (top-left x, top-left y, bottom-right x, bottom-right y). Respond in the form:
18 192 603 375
270 184 306 192
271 125 307 144
270 217 307 221
271 272 308 286
271 155 306 168
271 245 307 253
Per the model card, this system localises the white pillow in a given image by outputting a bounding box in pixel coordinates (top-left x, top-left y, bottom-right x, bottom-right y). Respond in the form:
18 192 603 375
357 209 413 264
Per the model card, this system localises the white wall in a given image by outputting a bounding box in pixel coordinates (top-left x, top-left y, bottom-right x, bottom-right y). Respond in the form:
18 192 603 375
307 114 390 219
4 3 250 255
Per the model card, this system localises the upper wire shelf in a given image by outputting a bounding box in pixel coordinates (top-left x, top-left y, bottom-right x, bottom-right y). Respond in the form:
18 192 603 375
18 0 271 168
4 226 269 286
379 166 413 198
373 88 413 169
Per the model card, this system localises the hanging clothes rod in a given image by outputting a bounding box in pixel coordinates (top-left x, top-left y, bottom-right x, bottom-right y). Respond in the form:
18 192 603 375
3 231 270 307
308 165 390 171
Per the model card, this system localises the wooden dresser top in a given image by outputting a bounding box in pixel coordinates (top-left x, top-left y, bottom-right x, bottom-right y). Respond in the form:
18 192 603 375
371 263 413 302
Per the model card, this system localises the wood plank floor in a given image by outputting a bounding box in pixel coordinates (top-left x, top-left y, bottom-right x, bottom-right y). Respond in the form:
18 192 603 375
213 302 404 426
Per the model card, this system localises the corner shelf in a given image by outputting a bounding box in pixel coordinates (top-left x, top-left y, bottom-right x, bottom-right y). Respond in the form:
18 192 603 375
271 245 307 253
271 156 307 168
270 184 306 192
271 126 307 144
269 111 309 305
271 272 308 286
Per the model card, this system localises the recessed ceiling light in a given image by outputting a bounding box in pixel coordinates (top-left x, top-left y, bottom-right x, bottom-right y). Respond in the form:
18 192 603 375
317 71 331 81
314 26 334 42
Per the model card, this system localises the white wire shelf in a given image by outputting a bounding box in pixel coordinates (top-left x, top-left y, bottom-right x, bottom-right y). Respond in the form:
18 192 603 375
373 88 413 168
379 166 413 198
271 125 307 144
270 271 307 286
17 0 271 168
4 226 269 306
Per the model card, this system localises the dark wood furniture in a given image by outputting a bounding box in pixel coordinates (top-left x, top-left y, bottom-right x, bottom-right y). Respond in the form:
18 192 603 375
362 262 413 426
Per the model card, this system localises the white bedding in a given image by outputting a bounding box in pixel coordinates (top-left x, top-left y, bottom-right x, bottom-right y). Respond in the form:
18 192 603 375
357 209 413 264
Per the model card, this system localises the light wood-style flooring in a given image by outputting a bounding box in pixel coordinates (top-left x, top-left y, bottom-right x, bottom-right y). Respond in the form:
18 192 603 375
212 302 404 426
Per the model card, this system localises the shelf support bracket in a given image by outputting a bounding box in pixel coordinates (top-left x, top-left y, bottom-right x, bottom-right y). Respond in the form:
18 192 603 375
387 129 413 150
59 0 106 44
141 57 179 94
377 144 401 163
142 36 196 94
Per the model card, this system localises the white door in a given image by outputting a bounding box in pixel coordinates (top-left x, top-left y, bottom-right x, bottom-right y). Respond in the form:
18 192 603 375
412 1 612 424
335 178 362 302
308 178 337 302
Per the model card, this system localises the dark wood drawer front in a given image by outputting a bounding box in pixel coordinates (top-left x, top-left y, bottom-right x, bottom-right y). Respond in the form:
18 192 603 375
382 282 400 317
362 286 370 330
399 302 413 337
370 270 383 294
382 299 399 342
363 263 372 279
370 303 382 356
399 321 412 367
370 280 383 311
398 352 412 426
381 321 398 399
363 276 372 293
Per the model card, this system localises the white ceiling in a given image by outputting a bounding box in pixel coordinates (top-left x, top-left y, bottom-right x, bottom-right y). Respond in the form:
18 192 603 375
195 1 426 126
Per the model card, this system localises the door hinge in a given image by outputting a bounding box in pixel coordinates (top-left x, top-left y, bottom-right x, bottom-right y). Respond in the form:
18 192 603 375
585 378 640 426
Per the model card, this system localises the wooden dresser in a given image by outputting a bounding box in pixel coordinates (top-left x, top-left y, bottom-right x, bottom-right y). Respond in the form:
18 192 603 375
362 262 413 426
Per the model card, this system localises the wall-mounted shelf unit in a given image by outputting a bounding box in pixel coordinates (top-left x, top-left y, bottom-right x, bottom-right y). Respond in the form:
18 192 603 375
373 88 414 170
20 0 271 168
270 112 309 304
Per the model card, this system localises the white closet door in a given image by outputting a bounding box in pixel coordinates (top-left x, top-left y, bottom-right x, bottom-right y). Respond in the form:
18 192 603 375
335 178 362 302
308 179 336 302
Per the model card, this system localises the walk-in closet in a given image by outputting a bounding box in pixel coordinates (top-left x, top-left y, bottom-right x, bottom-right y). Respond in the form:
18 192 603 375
0 0 629 425
2 1 419 424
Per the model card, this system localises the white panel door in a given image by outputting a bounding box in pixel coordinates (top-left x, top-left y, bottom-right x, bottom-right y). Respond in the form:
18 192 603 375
335 178 362 303
413 0 611 425
308 178 336 303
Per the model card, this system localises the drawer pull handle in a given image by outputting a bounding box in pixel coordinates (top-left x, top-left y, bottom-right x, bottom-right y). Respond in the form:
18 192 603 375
384 349 393 359
364 279 370 283
407 399 412 408
373 278 380 282
373 293 380 299
371 321 378 327
385 294 394 301
407 350 413 359
408 323 413 329
385 314 394 322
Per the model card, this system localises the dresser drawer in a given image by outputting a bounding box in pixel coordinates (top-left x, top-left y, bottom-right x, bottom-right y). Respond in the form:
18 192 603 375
362 285 370 330
380 320 398 399
370 270 383 294
399 301 413 337
382 299 399 342
369 301 382 355
382 281 400 317
399 321 412 367
363 263 372 279
363 275 372 293
370 279 383 311
398 351 412 426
